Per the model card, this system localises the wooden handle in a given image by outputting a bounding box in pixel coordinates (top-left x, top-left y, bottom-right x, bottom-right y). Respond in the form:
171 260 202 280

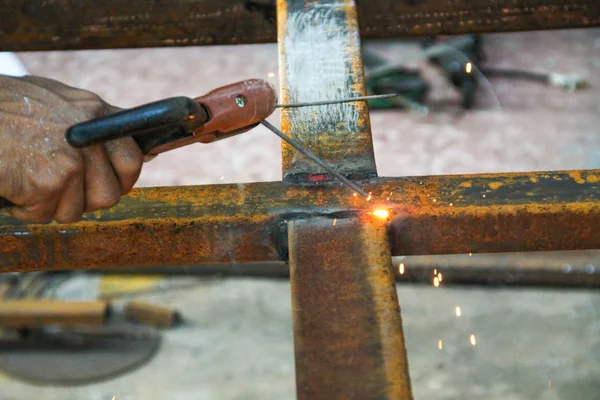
0 300 109 329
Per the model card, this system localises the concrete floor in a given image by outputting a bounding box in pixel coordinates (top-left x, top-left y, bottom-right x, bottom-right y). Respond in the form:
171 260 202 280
1 280 600 400
1 28 600 399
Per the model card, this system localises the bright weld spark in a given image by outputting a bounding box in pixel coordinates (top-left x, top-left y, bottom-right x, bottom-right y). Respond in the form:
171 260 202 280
469 252 472 256
483 194 486 198
220 176 224 180
399 263 405 274
455 306 462 317
366 192 373 201
433 199 437 202
353 193 358 197
466 62 472 74
450 203 454 206
433 276 440 287
373 209 389 219
267 72 275 78
333 218 337 226
438 340 443 350
434 269 437 274
470 334 477 346
438 272 443 282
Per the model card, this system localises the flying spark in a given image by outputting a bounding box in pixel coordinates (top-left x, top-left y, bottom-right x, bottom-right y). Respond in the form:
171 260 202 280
470 334 477 346
333 218 337 226
455 306 462 316
465 63 472 74
433 276 440 287
438 272 443 282
438 340 443 350
399 263 405 274
267 72 275 78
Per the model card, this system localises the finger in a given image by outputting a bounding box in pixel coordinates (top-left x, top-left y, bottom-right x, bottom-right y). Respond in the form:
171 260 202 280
20 76 116 116
7 196 60 224
52 167 85 224
82 144 122 212
104 137 143 195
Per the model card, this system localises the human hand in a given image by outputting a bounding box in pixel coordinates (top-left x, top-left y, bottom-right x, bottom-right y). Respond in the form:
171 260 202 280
0 75 143 223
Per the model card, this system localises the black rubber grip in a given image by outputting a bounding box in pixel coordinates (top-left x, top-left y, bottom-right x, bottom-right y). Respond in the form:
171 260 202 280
0 198 13 209
66 96 208 150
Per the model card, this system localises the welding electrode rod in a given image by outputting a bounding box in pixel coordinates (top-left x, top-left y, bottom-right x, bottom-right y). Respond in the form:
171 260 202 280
260 120 369 198
276 93 398 108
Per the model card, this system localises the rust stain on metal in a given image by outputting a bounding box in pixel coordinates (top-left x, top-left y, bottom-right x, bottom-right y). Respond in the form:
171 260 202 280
288 216 412 399
1 0 598 51
277 0 377 182
1 170 600 272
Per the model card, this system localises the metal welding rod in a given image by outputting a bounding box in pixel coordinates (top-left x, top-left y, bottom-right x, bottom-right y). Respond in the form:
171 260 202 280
260 120 369 198
276 93 398 108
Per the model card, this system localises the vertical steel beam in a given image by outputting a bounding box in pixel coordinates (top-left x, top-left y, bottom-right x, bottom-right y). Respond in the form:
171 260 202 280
278 1 412 397
288 216 413 399
277 0 378 182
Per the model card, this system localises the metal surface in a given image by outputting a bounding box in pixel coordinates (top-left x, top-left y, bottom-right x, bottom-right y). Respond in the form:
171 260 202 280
277 0 378 182
1 170 600 272
260 120 369 197
1 0 598 51
289 216 412 399
94 249 600 288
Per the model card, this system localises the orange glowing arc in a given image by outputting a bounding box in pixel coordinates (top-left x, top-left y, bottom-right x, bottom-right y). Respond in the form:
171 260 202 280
373 209 389 219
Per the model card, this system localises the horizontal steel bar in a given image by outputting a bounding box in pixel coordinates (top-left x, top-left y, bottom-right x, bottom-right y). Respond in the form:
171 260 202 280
1 169 600 273
95 249 600 287
1 0 598 51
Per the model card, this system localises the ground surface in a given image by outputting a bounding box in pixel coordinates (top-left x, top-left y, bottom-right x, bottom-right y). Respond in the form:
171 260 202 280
0 28 599 399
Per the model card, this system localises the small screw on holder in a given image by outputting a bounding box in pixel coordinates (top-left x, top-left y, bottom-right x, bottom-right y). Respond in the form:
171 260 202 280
235 96 246 107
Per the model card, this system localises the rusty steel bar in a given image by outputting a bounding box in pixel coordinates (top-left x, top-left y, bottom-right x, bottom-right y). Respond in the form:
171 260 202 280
1 170 600 273
1 0 598 52
288 216 412 399
277 0 377 182
95 249 600 287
